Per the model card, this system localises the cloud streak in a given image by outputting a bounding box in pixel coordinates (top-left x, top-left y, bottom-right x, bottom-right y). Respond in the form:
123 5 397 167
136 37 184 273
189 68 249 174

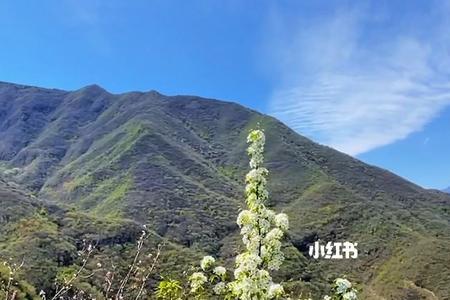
267 2 450 155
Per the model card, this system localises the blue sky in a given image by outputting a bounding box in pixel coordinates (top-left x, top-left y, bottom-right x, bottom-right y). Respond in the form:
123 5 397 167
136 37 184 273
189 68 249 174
0 0 449 189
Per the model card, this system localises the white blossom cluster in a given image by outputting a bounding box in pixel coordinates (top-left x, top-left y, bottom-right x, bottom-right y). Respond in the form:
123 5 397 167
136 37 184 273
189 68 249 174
229 129 288 299
189 271 207 294
330 278 358 300
200 255 215 271
188 130 288 299
189 253 229 296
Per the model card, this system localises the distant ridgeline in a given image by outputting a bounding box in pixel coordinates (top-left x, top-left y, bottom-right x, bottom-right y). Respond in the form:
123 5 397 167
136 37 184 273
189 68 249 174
0 81 449 299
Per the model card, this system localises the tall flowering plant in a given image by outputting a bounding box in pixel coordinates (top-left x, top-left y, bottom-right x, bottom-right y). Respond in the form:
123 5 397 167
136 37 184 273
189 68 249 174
189 129 288 299
228 129 288 299
186 129 358 300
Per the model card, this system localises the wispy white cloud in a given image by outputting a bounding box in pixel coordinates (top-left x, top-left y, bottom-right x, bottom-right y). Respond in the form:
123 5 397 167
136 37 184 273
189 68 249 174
267 2 450 155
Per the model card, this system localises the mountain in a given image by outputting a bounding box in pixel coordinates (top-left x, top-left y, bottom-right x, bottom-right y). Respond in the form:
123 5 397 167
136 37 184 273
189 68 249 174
443 187 450 193
0 81 449 299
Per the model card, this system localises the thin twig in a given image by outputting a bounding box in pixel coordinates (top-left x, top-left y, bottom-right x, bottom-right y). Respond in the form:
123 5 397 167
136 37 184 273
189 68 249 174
51 244 94 300
115 230 146 299
134 243 163 300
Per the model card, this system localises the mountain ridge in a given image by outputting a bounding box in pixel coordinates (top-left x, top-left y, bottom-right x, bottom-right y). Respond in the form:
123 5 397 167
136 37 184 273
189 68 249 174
0 81 449 299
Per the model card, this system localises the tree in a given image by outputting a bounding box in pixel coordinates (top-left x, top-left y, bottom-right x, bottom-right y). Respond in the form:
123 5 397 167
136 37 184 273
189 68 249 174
186 129 358 300
188 129 288 299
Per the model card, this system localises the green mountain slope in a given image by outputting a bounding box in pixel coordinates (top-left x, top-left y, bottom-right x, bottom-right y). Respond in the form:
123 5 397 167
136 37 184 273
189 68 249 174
0 81 449 299
0 178 200 297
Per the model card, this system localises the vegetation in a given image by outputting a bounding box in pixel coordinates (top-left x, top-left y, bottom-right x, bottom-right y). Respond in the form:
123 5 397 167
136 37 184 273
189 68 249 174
0 82 449 299
0 129 358 300
185 129 291 299
180 130 357 300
